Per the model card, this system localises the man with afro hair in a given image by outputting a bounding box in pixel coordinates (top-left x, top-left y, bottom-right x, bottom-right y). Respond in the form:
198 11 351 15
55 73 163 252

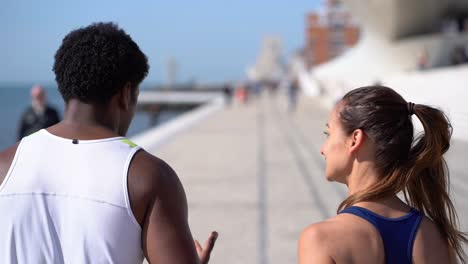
0 22 217 263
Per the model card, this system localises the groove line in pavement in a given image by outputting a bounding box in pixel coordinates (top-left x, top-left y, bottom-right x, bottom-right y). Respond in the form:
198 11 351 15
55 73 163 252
257 98 269 264
270 99 330 219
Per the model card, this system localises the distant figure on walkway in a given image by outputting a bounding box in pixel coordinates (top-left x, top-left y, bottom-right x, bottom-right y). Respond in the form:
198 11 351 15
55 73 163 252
0 22 217 263
287 78 300 112
222 84 233 106
450 45 468 65
17 85 60 140
235 84 248 104
417 48 430 70
299 86 467 264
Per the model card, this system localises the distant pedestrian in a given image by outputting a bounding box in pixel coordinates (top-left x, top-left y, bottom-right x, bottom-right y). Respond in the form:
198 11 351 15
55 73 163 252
287 79 300 112
236 85 248 104
222 84 233 106
17 85 60 140
299 86 467 264
417 49 430 70
450 45 468 65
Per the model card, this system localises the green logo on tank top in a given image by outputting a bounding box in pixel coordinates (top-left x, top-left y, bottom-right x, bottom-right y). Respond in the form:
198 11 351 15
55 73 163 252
121 138 138 148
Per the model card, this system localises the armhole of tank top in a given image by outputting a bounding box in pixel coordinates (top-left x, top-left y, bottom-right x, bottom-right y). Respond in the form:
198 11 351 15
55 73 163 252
0 139 26 193
122 146 143 232
407 213 423 262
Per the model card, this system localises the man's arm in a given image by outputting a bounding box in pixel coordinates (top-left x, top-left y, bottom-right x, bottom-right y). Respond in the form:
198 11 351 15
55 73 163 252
128 150 216 263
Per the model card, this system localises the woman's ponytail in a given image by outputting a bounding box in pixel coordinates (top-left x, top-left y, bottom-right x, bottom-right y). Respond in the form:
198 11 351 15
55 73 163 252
404 104 467 263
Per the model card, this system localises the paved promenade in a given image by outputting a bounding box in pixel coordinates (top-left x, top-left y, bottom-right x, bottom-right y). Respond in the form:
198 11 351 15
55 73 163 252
144 94 467 263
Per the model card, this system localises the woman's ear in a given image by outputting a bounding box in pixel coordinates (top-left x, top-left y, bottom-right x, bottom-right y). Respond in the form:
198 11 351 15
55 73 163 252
348 129 365 154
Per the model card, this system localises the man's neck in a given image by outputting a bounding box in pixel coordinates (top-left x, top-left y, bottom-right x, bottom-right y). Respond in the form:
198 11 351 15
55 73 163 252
62 100 118 135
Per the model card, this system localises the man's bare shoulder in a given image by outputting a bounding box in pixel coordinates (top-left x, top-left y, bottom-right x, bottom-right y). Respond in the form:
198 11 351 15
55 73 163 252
0 143 20 161
128 149 179 196
0 143 20 184
127 149 185 227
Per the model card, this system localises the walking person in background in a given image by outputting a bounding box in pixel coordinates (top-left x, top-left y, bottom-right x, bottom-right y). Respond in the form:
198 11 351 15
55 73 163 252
17 84 60 140
298 86 467 263
287 78 300 113
0 22 217 263
222 83 233 106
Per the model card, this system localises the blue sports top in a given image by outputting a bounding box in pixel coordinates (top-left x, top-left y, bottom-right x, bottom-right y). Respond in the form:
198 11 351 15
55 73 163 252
339 206 423 264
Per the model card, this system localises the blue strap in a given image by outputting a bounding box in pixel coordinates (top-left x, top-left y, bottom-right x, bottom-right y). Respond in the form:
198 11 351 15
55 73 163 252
407 211 423 261
339 206 423 264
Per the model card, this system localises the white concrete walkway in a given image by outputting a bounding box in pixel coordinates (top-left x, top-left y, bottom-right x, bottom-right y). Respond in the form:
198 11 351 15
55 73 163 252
140 93 467 263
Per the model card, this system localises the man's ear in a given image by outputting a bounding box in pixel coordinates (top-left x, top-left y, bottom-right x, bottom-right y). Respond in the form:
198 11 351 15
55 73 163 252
118 82 133 110
348 129 365 154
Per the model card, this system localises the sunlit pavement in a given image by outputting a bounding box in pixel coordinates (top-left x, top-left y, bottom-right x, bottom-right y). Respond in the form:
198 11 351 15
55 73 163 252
143 93 467 264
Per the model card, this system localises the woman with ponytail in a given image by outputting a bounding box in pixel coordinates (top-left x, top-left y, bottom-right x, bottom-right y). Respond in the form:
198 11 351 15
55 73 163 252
298 86 467 263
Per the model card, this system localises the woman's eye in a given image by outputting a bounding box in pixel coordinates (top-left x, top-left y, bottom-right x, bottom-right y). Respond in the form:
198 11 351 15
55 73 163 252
323 131 329 137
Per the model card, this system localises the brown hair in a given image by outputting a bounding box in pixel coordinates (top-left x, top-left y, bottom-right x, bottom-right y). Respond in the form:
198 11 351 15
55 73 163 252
337 86 467 262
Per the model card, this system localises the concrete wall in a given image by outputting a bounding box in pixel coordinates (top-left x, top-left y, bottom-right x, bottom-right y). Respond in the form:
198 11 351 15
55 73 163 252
306 0 468 116
315 65 468 142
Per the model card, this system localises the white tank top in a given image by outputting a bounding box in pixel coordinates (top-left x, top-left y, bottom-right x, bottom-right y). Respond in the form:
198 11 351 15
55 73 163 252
0 129 144 263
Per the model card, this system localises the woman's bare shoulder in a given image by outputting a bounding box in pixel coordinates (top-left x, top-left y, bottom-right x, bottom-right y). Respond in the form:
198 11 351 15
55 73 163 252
413 216 450 263
298 217 343 264
299 218 336 244
299 214 385 264
298 215 364 254
300 214 374 242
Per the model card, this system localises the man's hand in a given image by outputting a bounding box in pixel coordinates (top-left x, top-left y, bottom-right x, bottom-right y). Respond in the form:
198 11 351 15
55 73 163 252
195 231 218 264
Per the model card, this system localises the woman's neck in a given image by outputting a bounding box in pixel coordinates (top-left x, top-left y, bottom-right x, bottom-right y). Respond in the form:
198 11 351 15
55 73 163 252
346 161 381 196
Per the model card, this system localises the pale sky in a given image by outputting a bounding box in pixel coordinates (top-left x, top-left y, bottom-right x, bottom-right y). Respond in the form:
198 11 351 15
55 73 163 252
1 0 320 85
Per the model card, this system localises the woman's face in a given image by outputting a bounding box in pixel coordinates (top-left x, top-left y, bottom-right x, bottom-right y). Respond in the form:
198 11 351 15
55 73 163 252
320 105 353 183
